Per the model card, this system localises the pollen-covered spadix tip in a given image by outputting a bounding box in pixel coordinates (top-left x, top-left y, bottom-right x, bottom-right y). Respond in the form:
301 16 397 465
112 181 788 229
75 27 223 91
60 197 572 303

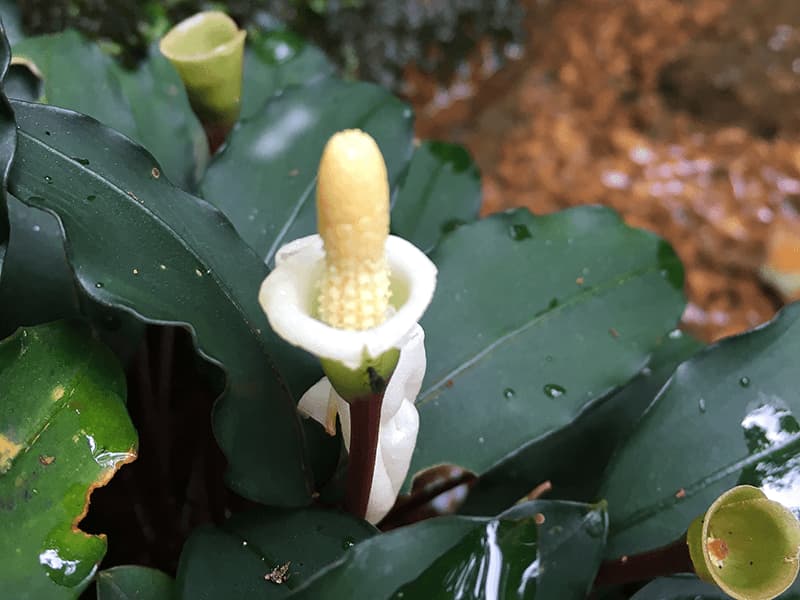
316 129 391 331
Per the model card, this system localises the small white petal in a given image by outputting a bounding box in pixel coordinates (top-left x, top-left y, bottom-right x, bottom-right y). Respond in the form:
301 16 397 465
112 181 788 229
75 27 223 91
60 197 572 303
297 324 424 524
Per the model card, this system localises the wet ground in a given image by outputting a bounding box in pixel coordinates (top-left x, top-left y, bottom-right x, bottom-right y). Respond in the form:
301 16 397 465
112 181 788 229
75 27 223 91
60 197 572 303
408 0 800 342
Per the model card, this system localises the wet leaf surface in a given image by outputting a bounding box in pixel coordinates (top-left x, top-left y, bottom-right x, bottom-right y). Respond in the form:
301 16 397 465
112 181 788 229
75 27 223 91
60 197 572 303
176 508 375 599
11 31 204 190
6 99 314 506
407 207 686 497
95 566 174 600
601 302 800 559
0 321 137 599
463 328 703 512
290 500 607 599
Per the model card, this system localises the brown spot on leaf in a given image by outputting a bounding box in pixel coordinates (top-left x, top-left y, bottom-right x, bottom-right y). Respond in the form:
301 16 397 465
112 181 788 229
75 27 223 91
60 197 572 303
576 276 584 285
609 327 620 338
151 167 160 179
38 455 55 466
51 385 65 401
264 561 291 584
445 380 454 388
675 487 686 498
534 513 546 525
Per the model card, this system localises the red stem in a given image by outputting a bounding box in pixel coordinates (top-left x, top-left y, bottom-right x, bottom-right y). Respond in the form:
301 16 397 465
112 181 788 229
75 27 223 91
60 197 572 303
344 392 384 519
593 536 693 588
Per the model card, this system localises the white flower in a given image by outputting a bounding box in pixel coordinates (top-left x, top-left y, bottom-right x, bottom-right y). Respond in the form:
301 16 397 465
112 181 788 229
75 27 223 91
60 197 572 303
258 128 437 524
258 233 436 523
298 324 425 524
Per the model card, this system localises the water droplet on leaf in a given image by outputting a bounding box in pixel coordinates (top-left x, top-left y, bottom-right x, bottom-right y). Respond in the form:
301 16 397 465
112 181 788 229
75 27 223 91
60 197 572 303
699 398 707 413
740 376 751 388
342 537 355 550
503 388 515 399
543 384 566 398
44 175 52 184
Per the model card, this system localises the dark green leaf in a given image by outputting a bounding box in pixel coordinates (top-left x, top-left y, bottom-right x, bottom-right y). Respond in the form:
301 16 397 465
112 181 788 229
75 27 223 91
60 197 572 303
391 140 481 253
110 44 207 191
631 575 800 599
241 28 335 119
200 77 413 266
290 500 607 599
0 195 81 338
0 321 137 600
0 20 15 276
7 100 313 506
13 31 138 137
177 507 375 599
462 329 703 512
601 302 800 559
5 59 43 102
12 31 205 190
96 566 175 600
405 207 686 496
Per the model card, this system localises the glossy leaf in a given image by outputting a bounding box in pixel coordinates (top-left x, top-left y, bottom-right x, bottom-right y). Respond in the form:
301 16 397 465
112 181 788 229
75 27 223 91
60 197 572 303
200 77 414 266
601 302 800 559
630 575 729 599
12 31 205 190
110 44 208 191
240 27 334 120
405 207 686 494
0 195 81 338
96 566 175 600
632 576 800 599
391 140 482 253
6 99 313 506
462 329 703 512
0 20 14 276
0 321 137 599
176 507 375 599
290 500 607 599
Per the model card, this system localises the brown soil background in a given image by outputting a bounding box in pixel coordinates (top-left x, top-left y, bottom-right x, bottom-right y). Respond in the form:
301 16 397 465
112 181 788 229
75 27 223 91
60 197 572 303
409 0 800 342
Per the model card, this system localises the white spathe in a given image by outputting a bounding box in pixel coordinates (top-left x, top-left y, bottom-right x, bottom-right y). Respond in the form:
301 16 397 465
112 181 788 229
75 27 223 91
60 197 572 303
258 233 437 524
258 234 437 370
298 324 425 524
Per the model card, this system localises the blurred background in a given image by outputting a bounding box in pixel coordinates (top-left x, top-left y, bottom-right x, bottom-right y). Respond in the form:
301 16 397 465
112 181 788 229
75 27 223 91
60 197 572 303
17 0 800 343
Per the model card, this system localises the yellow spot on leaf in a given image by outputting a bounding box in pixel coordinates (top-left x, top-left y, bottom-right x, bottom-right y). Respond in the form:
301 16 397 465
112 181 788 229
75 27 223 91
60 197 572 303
51 385 65 401
0 434 22 473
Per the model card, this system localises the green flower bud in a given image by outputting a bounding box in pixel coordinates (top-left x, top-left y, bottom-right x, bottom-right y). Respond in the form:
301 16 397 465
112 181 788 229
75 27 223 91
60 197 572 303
159 11 245 131
687 485 800 600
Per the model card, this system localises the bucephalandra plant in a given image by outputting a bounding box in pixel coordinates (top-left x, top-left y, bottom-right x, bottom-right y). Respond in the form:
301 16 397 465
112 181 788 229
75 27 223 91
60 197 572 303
4 6 800 598
259 129 437 523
